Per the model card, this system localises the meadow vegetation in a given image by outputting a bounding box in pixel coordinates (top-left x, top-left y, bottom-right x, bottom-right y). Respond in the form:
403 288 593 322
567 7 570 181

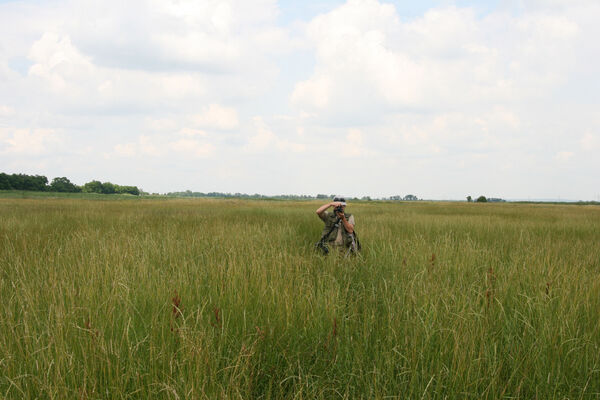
1 197 599 399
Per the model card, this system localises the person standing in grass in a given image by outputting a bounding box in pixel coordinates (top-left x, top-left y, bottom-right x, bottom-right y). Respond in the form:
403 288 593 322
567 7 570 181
315 196 359 255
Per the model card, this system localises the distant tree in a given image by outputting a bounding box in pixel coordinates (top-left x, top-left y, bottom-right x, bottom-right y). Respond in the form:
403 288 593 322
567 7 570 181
0 173 12 190
467 195 472 202
403 194 418 201
100 182 116 194
0 173 49 191
8 174 23 189
32 174 49 191
116 185 140 195
83 180 103 193
12 174 48 191
361 196 372 201
50 177 81 192
476 195 487 203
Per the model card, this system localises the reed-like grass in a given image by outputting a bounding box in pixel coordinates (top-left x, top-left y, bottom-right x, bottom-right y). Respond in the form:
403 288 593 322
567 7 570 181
1 198 599 399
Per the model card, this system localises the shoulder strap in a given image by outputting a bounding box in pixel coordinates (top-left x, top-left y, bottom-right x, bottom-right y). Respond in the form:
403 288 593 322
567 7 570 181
318 217 340 243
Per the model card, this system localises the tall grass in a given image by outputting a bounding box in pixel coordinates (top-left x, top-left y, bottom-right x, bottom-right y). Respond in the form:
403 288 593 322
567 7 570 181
1 198 599 398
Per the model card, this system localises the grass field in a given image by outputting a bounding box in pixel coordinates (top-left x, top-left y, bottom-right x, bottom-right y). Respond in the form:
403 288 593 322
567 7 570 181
1 197 599 399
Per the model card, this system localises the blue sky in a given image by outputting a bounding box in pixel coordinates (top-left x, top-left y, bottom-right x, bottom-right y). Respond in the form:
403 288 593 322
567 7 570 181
1 0 599 199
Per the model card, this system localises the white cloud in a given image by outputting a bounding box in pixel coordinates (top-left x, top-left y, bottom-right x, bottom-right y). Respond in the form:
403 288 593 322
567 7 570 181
138 135 164 157
145 118 179 132
111 133 215 159
246 117 277 151
1 128 59 155
1 0 599 199
291 0 589 117
27 32 93 92
22 31 209 112
114 142 137 157
111 135 165 158
246 116 305 153
169 139 215 157
580 132 598 151
0 105 16 117
179 128 208 137
555 151 574 162
190 104 239 130
342 128 371 157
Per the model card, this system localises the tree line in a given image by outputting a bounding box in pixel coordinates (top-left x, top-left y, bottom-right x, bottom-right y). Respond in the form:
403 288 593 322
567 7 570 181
1 172 429 201
466 195 506 203
0 173 141 195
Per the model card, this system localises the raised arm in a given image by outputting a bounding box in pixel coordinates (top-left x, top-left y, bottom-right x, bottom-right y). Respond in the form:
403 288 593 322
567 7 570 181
316 201 341 218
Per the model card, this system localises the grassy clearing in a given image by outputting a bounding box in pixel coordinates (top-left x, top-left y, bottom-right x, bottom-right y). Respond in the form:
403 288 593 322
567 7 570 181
1 198 599 399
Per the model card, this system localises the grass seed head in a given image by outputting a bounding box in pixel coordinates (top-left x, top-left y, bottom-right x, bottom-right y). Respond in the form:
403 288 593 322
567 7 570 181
332 317 337 337
211 307 221 328
172 291 182 319
255 326 265 340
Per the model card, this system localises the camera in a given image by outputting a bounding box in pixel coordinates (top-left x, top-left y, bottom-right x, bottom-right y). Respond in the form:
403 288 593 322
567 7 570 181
334 205 344 214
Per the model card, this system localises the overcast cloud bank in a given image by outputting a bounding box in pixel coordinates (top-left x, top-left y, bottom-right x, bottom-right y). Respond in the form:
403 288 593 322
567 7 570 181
1 0 599 199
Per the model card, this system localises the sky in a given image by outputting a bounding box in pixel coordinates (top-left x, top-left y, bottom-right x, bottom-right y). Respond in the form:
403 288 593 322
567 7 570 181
0 0 599 200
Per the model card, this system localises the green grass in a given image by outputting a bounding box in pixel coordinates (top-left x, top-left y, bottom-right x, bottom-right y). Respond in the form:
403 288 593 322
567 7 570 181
1 198 599 399
0 190 163 201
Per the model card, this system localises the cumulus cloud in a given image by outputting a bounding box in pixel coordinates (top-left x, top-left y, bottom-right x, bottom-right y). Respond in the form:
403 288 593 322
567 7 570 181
169 139 215 157
64 0 284 72
1 0 599 198
1 128 60 155
28 32 94 90
291 0 591 118
580 132 598 151
190 104 239 130
21 31 209 113
555 151 574 162
342 129 373 158
0 105 16 117
0 0 294 118
246 117 305 153
112 134 215 159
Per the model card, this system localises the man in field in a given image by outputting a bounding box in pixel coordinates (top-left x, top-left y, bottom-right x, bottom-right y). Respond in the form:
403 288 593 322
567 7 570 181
315 196 359 255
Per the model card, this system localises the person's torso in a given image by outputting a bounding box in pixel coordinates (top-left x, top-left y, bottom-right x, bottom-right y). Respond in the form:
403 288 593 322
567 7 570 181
321 212 355 246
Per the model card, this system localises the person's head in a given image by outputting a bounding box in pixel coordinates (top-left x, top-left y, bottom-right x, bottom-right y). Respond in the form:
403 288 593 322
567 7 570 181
333 196 347 214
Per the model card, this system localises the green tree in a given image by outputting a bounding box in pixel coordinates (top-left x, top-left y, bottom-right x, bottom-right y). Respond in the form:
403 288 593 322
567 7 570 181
50 177 81 193
83 180 103 193
476 195 487 203
8 174 48 191
0 173 12 190
467 195 472 202
121 186 140 195
100 182 116 194
114 185 140 195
